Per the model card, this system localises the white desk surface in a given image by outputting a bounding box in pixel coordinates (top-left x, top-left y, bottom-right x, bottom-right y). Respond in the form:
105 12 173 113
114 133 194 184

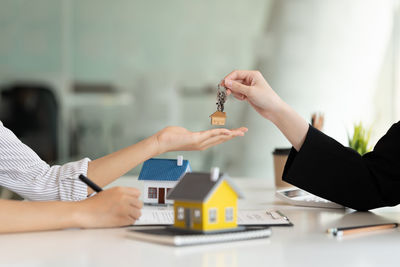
2 176 400 267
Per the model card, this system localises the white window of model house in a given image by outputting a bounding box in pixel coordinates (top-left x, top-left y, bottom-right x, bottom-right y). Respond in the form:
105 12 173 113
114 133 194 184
225 207 234 222
177 207 184 221
208 208 217 223
148 187 157 199
193 209 201 223
166 188 172 196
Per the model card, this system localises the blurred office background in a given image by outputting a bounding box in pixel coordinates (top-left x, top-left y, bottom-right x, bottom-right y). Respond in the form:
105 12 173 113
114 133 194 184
0 0 400 191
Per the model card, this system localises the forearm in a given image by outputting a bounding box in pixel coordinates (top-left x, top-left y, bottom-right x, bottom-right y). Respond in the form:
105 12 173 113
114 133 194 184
0 199 81 233
87 136 159 193
268 99 309 151
86 126 247 195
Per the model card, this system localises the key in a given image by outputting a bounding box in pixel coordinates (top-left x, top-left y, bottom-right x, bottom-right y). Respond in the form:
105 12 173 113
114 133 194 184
210 84 227 126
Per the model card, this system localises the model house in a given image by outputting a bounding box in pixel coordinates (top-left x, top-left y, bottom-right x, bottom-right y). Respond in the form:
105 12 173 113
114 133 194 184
209 111 226 125
138 156 191 205
167 168 244 232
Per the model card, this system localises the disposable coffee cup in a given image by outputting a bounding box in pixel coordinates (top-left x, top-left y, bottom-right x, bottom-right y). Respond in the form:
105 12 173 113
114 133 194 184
272 148 293 188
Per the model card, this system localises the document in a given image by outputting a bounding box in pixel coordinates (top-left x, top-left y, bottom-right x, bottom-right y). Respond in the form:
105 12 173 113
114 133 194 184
237 209 291 226
135 206 174 225
134 206 291 226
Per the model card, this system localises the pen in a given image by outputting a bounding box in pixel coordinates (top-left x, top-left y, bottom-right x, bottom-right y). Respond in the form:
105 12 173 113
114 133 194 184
275 210 289 221
79 174 103 193
267 210 289 221
327 223 398 237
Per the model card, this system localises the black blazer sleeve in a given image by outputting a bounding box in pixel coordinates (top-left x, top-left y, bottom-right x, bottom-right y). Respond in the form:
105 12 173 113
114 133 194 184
282 121 400 211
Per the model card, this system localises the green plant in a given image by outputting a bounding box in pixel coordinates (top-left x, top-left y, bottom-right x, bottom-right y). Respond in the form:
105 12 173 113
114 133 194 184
348 122 371 155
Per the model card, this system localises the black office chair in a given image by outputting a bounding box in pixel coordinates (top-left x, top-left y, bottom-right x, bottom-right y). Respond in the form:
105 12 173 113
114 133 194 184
0 82 59 163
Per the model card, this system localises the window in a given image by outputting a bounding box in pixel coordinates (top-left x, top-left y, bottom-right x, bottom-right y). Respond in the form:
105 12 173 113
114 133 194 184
225 207 234 222
177 207 184 221
208 208 217 223
193 209 201 222
148 187 157 199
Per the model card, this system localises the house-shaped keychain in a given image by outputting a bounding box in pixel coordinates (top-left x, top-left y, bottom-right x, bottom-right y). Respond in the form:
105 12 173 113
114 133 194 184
209 111 226 126
167 168 244 233
138 156 191 205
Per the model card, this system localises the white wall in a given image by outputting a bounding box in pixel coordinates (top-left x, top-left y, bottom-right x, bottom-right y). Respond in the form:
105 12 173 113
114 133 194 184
71 0 270 83
0 0 398 185
240 0 395 184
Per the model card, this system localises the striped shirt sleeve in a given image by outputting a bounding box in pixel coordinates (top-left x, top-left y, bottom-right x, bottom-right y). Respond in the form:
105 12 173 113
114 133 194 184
0 121 90 201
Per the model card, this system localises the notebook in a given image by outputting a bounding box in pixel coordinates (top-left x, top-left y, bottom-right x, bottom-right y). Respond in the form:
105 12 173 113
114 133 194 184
126 226 272 246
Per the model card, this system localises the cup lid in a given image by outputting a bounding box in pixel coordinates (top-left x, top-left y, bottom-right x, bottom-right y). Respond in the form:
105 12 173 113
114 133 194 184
272 148 291 155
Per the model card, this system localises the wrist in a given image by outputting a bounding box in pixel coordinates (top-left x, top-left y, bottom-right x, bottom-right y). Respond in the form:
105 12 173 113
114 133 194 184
266 99 309 151
149 133 166 155
71 200 92 228
263 96 286 122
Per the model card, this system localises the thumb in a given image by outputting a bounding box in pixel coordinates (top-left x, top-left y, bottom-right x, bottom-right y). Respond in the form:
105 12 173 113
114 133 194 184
225 79 250 96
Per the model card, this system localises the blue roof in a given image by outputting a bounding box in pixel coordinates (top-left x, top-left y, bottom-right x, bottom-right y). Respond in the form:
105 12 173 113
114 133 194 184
138 158 191 181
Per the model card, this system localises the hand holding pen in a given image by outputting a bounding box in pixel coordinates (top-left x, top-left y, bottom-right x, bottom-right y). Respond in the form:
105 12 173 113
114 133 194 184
78 174 143 228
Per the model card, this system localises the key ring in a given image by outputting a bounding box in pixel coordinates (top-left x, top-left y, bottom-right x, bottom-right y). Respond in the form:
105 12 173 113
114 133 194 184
216 84 227 112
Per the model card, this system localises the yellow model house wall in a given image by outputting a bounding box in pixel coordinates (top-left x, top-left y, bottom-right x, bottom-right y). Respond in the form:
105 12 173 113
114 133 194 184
202 180 238 231
173 201 203 231
173 180 238 232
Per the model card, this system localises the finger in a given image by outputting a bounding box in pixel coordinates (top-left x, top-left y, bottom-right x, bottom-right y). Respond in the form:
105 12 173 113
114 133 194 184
230 127 248 134
200 130 245 149
231 91 247 101
202 127 247 139
224 80 251 96
129 207 142 220
221 79 244 88
223 70 255 84
129 197 143 209
121 208 140 225
197 128 231 140
200 135 236 150
194 128 246 150
223 130 245 137
127 214 138 225
121 187 141 197
127 216 137 225
120 194 142 208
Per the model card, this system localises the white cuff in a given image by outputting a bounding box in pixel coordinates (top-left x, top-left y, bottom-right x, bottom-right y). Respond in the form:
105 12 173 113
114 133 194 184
58 157 91 201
